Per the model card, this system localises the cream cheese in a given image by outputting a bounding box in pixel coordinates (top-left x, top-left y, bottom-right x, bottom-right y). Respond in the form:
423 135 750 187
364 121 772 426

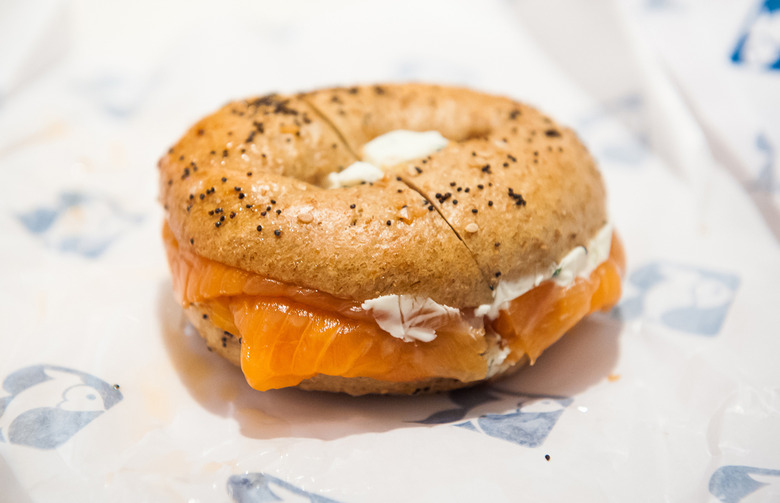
362 130 448 168
327 161 384 188
360 295 460 343
475 222 614 319
327 130 449 188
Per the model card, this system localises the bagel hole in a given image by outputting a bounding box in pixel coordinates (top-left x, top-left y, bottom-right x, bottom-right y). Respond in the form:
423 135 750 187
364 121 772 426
318 126 491 190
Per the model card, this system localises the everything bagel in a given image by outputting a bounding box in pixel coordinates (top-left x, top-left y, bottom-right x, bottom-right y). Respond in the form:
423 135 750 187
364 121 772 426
159 83 625 395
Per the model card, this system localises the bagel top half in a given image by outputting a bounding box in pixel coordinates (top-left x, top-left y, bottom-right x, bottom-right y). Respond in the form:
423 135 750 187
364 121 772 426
158 83 607 308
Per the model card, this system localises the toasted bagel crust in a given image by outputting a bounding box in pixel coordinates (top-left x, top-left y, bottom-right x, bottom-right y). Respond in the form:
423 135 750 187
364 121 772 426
159 84 607 307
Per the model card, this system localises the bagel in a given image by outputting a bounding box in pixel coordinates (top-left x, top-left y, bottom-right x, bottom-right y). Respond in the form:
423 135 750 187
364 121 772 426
159 83 625 395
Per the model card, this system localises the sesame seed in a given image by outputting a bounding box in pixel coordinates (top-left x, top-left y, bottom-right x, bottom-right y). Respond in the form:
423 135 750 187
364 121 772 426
386 220 392 226
349 204 356 209
465 223 479 233
471 208 478 214
189 238 194 244
238 193 245 199
221 177 227 182
274 229 281 236
256 225 262 232
298 212 313 223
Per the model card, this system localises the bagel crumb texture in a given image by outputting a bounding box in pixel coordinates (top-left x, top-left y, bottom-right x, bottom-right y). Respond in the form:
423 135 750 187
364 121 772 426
159 83 608 308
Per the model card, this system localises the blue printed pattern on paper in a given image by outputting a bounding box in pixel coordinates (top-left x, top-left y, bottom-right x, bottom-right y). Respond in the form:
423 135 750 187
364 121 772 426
17 191 143 258
615 262 739 336
752 133 778 193
415 387 572 448
227 473 342 503
576 94 648 168
731 0 780 71
709 465 780 503
0 365 122 449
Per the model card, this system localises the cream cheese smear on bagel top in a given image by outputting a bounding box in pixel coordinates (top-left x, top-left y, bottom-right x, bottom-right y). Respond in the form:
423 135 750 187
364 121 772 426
327 130 449 188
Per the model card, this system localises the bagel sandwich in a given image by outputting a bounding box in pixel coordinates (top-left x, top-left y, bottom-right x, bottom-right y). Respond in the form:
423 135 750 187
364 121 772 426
159 83 625 395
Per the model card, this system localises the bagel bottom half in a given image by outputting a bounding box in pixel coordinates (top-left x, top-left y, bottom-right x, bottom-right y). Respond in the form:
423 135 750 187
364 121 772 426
163 223 625 395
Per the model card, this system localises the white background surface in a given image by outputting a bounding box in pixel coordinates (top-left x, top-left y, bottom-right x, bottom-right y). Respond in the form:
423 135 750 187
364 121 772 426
1 0 779 501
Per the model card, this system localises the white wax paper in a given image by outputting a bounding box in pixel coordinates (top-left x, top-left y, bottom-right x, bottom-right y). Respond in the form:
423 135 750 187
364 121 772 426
1 0 779 501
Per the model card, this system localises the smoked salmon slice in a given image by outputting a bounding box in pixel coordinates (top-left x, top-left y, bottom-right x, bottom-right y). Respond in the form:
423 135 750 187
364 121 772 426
163 224 625 390
492 233 625 364
231 297 488 390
